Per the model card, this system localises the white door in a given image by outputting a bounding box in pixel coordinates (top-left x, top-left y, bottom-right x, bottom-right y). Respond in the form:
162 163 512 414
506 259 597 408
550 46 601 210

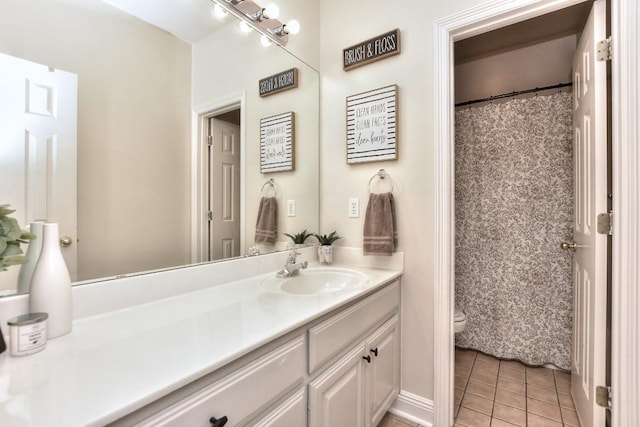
208 117 240 261
571 1 608 425
0 52 78 289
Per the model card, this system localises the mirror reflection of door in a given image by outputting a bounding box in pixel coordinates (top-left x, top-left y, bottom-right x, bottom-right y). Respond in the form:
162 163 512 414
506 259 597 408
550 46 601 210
207 112 241 261
0 52 78 292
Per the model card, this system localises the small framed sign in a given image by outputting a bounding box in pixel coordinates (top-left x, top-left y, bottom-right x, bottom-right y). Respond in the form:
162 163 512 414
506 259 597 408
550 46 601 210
259 68 298 97
346 85 398 164
260 112 295 173
343 29 400 71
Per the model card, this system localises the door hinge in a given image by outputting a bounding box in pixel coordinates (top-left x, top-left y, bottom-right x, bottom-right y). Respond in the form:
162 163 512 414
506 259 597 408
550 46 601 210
208 135 213 146
596 385 612 410
597 37 612 62
597 211 613 235
207 210 213 221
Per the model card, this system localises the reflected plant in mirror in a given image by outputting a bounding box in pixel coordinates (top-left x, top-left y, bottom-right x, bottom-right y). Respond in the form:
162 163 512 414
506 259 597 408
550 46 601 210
0 0 319 296
0 205 36 272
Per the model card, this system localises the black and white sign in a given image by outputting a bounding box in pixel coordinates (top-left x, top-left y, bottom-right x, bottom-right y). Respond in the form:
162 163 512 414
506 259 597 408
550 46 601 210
259 68 298 97
346 85 398 164
343 29 400 71
260 112 295 173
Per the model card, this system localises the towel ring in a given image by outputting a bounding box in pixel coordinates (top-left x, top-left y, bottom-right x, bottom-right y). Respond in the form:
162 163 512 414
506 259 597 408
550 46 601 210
261 178 277 197
368 169 394 193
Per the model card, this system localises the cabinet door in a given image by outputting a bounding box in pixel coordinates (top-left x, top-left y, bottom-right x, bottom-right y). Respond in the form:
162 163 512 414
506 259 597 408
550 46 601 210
309 343 367 427
366 315 400 427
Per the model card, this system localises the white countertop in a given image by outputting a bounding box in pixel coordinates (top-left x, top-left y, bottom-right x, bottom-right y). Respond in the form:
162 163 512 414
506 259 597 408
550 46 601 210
0 263 401 426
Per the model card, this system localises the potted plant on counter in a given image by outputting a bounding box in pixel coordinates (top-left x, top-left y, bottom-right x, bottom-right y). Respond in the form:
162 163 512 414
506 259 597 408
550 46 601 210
284 229 313 250
314 231 341 264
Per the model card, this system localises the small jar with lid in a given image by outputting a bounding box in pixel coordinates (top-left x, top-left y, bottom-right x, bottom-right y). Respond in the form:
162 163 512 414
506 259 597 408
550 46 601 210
7 313 48 356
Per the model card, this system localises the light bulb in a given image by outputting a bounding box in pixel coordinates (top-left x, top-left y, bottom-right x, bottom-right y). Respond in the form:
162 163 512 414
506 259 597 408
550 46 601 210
264 3 280 19
239 21 252 33
260 35 273 47
213 4 228 19
286 19 300 35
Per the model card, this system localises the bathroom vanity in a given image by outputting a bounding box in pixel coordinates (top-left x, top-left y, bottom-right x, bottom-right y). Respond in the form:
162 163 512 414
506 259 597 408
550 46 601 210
0 248 402 426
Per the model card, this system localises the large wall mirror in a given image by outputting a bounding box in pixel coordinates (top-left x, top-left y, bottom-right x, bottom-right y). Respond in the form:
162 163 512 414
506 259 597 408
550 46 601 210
0 0 319 295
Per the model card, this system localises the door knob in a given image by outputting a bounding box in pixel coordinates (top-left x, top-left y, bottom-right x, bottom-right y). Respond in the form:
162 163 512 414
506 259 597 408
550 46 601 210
59 236 73 247
560 241 577 251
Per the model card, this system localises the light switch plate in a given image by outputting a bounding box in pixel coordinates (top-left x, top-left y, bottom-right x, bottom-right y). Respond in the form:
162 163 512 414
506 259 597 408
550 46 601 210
287 200 296 217
349 198 359 218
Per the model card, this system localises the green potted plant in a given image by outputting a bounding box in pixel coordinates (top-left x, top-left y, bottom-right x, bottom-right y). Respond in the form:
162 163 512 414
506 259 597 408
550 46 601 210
283 229 313 249
314 231 342 264
0 204 36 272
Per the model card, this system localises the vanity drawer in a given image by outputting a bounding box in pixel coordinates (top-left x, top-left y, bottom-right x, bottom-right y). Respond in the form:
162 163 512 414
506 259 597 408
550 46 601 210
137 335 305 427
308 281 399 374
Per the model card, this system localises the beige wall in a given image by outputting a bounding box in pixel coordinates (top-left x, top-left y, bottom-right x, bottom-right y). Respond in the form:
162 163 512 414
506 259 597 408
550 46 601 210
0 0 192 280
455 34 578 104
192 18 320 252
318 0 489 407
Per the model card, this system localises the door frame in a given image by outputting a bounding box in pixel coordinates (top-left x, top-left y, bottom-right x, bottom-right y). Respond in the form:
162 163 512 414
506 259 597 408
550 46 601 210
433 0 640 426
191 91 246 263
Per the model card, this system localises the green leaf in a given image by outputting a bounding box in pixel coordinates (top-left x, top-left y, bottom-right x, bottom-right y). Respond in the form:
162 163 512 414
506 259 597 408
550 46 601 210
0 205 16 217
0 217 22 240
1 241 24 257
1 254 27 267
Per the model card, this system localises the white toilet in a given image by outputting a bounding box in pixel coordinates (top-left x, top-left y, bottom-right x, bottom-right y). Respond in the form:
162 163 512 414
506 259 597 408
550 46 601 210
454 307 467 333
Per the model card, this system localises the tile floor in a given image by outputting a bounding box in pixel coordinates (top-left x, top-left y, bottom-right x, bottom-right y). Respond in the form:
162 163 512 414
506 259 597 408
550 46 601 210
454 348 581 426
378 412 422 427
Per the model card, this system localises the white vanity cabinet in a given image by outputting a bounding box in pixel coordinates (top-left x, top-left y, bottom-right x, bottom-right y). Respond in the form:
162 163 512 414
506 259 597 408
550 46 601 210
308 282 400 427
116 280 400 427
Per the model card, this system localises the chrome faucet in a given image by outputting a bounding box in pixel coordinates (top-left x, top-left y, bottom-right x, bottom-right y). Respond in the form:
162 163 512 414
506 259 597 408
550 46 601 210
276 249 308 278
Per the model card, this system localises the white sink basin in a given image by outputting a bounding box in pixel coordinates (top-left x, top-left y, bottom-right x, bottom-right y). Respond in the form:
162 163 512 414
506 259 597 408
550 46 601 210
260 267 368 296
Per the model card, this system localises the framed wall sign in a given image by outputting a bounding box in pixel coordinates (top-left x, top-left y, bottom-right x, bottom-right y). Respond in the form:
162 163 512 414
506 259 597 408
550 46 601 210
260 111 295 173
343 29 401 71
259 68 298 97
346 85 398 164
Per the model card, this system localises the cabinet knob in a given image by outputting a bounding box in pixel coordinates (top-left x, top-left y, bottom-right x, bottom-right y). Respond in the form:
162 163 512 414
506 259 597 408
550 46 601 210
210 416 228 427
370 348 379 357
362 355 371 363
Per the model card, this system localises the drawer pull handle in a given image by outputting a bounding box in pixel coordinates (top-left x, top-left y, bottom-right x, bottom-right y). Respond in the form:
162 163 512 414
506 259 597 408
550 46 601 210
370 348 379 357
210 416 228 427
362 355 372 363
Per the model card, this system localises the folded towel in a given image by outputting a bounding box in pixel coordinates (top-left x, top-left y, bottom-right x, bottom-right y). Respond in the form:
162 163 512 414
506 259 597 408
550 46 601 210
255 197 278 245
363 192 398 256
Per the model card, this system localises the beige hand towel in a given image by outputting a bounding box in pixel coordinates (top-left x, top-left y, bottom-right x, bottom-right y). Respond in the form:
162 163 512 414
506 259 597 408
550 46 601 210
363 192 398 256
255 197 278 245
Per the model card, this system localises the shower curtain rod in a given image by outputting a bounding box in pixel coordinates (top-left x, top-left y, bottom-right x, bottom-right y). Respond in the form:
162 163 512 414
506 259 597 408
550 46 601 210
455 82 573 107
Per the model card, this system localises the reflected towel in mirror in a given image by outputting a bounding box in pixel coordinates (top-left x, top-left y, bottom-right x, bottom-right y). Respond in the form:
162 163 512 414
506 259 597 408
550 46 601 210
255 197 278 245
363 192 397 256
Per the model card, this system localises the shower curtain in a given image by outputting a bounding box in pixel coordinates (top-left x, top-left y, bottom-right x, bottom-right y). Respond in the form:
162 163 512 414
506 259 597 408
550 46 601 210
454 91 574 370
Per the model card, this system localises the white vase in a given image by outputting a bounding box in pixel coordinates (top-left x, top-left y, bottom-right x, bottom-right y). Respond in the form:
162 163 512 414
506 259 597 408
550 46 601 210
16 220 45 294
318 245 333 265
29 223 72 339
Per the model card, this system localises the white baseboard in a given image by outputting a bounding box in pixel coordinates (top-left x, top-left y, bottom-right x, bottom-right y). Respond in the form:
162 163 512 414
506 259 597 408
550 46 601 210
390 390 434 427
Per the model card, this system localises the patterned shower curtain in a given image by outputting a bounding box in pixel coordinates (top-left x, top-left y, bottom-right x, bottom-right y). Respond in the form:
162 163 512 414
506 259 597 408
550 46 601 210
454 91 574 370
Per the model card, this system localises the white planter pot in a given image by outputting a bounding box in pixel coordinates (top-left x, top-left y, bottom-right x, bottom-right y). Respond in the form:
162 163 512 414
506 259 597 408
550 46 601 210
318 245 333 265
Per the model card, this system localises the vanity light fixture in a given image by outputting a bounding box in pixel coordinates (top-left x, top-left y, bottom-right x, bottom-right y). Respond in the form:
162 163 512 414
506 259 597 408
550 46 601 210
211 0 297 46
260 35 273 47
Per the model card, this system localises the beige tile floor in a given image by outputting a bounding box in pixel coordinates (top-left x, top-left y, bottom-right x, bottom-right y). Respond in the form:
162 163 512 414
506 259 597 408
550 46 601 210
454 348 581 427
378 412 422 427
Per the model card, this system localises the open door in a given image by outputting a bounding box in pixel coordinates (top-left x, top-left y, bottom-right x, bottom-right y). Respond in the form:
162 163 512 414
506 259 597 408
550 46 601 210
0 52 78 287
570 1 608 425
